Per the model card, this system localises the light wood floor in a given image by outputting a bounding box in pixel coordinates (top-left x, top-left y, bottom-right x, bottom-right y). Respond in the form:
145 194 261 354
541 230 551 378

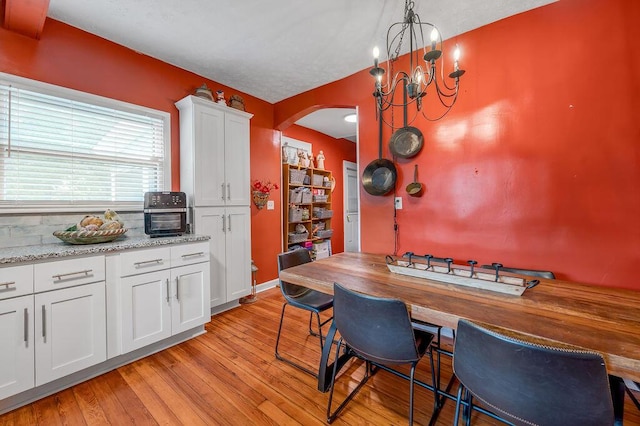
2 287 639 425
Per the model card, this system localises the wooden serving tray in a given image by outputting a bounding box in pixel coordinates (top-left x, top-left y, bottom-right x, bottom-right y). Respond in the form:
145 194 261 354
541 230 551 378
387 260 527 296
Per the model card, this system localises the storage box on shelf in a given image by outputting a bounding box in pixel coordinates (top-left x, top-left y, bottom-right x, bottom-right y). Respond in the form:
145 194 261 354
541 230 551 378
283 164 333 256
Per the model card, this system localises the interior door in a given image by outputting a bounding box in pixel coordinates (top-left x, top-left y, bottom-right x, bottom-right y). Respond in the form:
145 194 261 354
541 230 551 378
343 160 360 252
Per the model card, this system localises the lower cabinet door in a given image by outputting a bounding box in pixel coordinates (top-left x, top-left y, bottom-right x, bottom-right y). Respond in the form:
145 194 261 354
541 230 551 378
0 295 35 399
225 206 251 301
171 262 211 334
194 207 227 308
34 282 106 386
121 270 172 353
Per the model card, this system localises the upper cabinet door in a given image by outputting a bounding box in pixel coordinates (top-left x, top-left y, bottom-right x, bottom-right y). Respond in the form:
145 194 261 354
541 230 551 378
224 113 251 206
194 104 226 206
178 96 253 208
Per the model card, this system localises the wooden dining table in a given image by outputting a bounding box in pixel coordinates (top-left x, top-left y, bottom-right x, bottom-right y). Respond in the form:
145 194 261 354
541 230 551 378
279 251 640 421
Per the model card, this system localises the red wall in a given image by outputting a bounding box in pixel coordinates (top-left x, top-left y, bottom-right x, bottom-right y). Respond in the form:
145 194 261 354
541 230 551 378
275 0 640 289
0 18 284 283
282 125 357 254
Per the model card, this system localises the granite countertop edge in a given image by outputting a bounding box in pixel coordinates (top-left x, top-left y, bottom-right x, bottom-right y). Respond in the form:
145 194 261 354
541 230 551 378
0 235 211 265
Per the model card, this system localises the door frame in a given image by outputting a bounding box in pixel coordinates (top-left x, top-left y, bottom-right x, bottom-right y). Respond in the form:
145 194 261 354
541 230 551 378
343 159 361 252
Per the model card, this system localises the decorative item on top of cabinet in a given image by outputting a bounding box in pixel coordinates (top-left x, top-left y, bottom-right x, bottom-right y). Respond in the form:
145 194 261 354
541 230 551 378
282 164 333 260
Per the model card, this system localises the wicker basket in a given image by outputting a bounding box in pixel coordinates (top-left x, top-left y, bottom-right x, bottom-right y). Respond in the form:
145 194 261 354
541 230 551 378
289 169 307 185
288 231 309 244
301 191 313 204
289 189 303 204
313 208 333 219
316 229 333 239
289 207 303 222
312 174 325 186
313 194 328 203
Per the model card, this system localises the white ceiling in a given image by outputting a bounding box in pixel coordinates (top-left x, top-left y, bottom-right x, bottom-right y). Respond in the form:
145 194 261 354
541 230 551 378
46 0 556 140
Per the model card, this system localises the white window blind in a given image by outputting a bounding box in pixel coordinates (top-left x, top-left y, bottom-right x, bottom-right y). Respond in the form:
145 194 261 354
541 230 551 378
0 76 170 211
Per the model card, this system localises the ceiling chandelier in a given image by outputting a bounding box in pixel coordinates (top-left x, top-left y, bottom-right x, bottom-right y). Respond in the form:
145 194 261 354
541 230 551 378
370 0 465 122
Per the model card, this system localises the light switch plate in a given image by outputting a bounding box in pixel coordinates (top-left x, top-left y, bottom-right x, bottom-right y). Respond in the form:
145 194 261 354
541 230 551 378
267 200 275 210
394 197 403 210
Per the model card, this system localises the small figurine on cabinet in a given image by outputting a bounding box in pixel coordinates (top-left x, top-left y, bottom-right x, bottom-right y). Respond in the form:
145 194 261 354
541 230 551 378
299 151 310 168
308 152 315 169
317 150 325 169
216 90 226 105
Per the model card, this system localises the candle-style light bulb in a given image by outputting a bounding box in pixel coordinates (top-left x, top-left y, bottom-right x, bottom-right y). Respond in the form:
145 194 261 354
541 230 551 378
373 46 380 67
454 45 461 71
430 28 438 50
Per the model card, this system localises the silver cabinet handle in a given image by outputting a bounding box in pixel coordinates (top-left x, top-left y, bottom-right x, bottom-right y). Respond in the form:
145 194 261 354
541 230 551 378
0 281 16 292
134 259 163 267
222 215 226 233
227 183 231 200
166 278 170 304
176 277 180 301
181 252 204 259
228 214 231 232
41 305 46 342
24 308 28 343
221 183 225 201
52 269 92 281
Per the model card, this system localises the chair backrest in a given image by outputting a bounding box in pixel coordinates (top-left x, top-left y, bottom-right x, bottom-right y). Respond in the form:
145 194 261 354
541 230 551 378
480 265 556 279
453 319 614 426
277 249 313 299
333 282 419 365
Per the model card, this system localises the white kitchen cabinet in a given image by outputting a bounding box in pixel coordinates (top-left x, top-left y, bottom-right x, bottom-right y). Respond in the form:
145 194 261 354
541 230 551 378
0 295 34 399
177 95 253 207
171 262 210 334
120 270 172 353
34 281 106 386
193 206 251 308
119 242 211 353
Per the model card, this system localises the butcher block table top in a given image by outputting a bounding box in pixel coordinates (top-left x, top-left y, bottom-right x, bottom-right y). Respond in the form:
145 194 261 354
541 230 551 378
279 252 640 382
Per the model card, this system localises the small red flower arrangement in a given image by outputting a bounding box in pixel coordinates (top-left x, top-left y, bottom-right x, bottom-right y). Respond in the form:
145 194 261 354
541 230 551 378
252 179 279 194
251 179 278 209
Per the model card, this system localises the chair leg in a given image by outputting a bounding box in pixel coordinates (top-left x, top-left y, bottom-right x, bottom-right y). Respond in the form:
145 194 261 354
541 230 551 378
428 345 440 411
453 384 464 426
627 385 640 412
274 302 288 360
274 302 319 378
409 363 417 425
327 345 372 423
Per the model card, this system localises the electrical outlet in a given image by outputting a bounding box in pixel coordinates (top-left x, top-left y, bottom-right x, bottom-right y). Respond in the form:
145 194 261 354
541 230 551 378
267 200 275 210
394 197 403 210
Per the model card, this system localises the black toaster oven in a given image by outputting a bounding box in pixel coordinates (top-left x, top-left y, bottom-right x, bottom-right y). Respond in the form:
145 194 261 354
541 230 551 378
143 191 187 237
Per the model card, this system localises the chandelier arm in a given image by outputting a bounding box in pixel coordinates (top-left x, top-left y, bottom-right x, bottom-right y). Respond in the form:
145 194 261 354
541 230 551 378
434 77 460 100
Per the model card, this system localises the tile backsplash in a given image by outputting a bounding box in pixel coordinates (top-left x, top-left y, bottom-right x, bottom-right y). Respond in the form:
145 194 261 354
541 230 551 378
0 211 145 249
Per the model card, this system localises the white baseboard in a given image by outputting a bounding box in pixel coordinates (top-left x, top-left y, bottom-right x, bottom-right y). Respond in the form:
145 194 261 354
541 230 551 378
256 278 278 293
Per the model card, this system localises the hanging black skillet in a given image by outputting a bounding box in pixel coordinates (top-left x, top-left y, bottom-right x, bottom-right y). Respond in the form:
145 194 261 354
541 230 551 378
388 85 424 159
362 108 397 196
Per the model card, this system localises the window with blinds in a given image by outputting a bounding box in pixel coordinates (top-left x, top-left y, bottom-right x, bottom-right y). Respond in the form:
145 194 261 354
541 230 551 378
0 74 170 211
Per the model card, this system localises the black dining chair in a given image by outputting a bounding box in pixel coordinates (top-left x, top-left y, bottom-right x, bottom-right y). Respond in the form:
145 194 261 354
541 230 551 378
452 319 615 426
275 249 333 378
327 282 438 425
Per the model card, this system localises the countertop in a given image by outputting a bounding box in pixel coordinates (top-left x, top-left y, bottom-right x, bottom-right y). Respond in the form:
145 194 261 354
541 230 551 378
0 234 210 265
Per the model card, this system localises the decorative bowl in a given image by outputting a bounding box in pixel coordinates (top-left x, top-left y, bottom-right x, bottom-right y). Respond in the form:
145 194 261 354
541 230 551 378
53 228 127 245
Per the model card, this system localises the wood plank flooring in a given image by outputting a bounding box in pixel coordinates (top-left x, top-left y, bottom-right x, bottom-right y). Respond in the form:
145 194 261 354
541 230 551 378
2 287 639 425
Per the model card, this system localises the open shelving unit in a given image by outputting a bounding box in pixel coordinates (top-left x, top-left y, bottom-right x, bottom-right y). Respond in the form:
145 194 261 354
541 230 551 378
282 164 333 259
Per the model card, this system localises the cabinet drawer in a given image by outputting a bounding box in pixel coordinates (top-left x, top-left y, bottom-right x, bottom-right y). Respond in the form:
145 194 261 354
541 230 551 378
0 264 34 300
35 256 105 293
120 247 171 277
171 242 210 268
